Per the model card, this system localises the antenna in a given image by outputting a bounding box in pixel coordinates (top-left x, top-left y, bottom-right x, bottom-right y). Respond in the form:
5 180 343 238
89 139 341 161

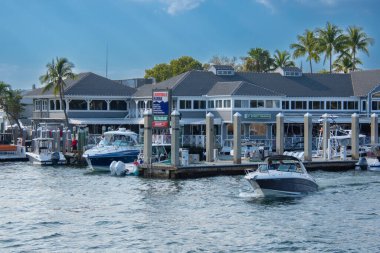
106 43 108 78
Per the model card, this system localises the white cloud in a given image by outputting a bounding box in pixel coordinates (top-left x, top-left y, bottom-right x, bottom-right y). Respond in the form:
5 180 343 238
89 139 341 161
130 0 204 15
255 0 276 12
160 0 204 15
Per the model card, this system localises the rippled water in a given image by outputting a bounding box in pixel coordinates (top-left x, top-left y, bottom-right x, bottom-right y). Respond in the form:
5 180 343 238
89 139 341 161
1 162 379 252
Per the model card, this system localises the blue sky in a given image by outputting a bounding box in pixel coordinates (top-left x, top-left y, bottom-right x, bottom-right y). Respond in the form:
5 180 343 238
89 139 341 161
0 0 379 89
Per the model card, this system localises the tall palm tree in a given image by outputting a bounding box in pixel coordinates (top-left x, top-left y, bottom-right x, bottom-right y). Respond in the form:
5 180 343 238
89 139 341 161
333 55 362 73
316 22 346 73
244 48 274 72
40 57 76 127
272 50 295 69
290 30 320 73
344 26 374 71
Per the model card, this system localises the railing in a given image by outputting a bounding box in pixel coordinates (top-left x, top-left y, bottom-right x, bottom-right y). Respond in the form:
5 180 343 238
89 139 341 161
87 134 372 150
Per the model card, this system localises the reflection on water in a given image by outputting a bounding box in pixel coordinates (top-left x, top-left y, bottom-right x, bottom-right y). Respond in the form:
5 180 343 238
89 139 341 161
0 162 379 252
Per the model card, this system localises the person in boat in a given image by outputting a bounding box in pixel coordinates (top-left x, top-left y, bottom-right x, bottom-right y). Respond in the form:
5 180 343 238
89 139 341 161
98 135 106 146
71 136 78 152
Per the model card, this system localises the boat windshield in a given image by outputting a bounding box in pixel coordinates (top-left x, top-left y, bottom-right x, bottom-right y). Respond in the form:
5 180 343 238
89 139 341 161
109 134 138 146
258 161 304 173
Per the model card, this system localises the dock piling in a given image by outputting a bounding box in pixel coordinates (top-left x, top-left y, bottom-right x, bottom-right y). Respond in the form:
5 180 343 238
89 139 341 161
143 109 152 164
322 113 330 160
304 113 312 161
206 112 215 162
276 113 284 155
233 112 241 164
371 113 378 145
171 110 180 166
351 113 359 160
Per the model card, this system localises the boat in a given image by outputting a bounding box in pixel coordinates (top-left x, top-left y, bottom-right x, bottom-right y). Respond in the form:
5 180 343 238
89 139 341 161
26 137 66 165
0 143 27 162
244 155 318 197
83 128 142 172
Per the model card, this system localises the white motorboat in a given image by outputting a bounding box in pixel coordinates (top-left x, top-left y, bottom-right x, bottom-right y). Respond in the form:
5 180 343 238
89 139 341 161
245 155 318 197
83 128 142 172
364 157 380 171
26 138 66 165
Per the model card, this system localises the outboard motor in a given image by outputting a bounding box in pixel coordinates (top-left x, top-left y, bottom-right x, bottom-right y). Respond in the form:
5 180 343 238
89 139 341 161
355 157 368 170
110 161 117 176
115 161 127 176
51 152 60 165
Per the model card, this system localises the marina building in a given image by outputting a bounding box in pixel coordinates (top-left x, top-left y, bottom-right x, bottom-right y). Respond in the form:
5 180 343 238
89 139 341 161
25 67 380 148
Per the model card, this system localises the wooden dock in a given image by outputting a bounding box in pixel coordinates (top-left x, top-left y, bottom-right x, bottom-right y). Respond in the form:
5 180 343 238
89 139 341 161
139 158 358 179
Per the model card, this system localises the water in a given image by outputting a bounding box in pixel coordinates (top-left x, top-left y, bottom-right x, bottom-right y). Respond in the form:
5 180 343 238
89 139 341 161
1 163 379 252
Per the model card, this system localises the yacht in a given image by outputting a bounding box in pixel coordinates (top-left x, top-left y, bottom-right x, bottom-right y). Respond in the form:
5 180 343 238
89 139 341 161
244 155 318 197
26 138 66 165
83 128 142 172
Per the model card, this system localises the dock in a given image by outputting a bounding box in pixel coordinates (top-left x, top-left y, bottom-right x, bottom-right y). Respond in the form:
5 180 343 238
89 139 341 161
139 158 358 179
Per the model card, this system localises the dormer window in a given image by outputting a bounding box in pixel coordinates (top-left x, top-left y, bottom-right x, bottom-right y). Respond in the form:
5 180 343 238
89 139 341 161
275 67 302 77
209 65 235 76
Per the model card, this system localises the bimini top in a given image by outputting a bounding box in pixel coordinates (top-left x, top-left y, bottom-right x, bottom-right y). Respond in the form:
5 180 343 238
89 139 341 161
264 155 302 163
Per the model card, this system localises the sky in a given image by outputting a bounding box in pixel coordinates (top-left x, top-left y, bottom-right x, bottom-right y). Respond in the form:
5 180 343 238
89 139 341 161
0 0 379 90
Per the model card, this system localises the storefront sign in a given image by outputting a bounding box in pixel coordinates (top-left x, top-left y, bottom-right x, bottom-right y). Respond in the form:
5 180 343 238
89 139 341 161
243 113 272 120
152 90 171 128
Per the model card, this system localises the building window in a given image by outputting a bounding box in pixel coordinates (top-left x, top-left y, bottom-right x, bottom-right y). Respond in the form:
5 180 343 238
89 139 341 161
90 100 107 110
216 100 223 108
266 100 280 108
110 100 127 110
208 100 214 108
34 100 41 111
326 101 341 110
179 100 192 109
282 101 290 110
362 101 367 111
309 101 324 110
343 101 358 110
69 100 88 110
193 100 206 109
42 100 48 111
372 101 380 110
234 100 241 108
291 101 307 110
223 100 231 108
50 100 55 111
250 100 264 108
147 101 152 109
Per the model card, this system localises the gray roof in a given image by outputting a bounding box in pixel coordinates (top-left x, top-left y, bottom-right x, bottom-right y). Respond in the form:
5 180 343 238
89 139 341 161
207 81 282 96
351 69 380 96
25 72 136 97
151 70 354 98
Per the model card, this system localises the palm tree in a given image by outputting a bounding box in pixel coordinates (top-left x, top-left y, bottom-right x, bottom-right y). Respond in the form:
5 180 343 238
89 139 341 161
272 50 295 69
244 48 274 72
333 55 362 73
290 30 320 73
316 22 346 73
344 26 374 71
40 57 76 127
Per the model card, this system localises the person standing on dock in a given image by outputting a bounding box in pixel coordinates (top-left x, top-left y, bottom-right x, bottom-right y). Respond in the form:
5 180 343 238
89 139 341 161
71 136 78 152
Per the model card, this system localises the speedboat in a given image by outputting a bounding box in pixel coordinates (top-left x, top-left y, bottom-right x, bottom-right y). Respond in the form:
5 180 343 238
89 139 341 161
83 128 142 172
26 138 66 165
365 157 380 171
244 155 318 197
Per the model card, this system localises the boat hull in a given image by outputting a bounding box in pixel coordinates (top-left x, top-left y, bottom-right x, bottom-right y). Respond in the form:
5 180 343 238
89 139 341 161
85 150 140 172
26 152 66 166
247 177 318 197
